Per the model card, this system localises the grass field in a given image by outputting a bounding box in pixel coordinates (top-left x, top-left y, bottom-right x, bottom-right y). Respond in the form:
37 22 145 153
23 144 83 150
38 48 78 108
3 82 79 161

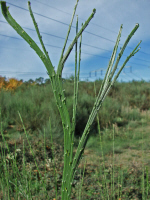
0 80 150 199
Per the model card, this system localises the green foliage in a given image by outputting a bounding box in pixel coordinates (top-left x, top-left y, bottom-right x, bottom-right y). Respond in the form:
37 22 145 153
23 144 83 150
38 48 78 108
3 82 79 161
35 77 44 85
0 0 141 199
0 85 62 137
98 97 122 127
122 108 141 121
76 93 95 136
1 80 149 139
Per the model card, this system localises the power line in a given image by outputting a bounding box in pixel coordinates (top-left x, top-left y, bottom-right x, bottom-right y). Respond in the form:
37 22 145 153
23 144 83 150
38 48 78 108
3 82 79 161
0 33 112 58
0 33 22 40
30 0 147 47
131 72 142 80
1 0 129 43
0 32 149 69
0 33 63 49
32 0 150 51
32 0 72 16
0 32 150 68
1 21 150 63
6 1 147 54
125 72 141 80
0 69 145 82
0 20 113 53
0 20 113 54
7 0 118 36
127 61 148 67
120 73 132 81
0 2 150 81
7 2 75 27
0 68 144 79
7 1 116 44
1 6 149 59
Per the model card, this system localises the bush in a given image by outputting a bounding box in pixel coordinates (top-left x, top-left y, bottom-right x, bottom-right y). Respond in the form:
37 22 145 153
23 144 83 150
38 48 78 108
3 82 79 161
1 80 149 138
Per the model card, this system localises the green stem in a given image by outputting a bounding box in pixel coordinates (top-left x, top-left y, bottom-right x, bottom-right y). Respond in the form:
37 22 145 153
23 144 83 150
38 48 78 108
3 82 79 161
58 0 79 73
57 9 96 77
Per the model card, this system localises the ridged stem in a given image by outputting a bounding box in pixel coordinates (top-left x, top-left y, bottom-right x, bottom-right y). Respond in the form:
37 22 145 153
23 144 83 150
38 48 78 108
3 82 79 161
57 9 96 77
58 0 79 75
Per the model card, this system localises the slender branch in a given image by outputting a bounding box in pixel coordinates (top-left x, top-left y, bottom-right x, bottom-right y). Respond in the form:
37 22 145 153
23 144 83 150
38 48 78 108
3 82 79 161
104 25 123 85
102 42 141 102
113 40 141 83
28 1 53 66
109 23 139 81
70 24 141 183
58 0 79 69
99 24 122 97
57 8 96 77
76 28 82 105
72 15 78 128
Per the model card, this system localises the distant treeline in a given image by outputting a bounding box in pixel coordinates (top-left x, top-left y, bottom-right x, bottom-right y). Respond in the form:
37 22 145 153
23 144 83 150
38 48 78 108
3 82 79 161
1 77 150 141
0 75 78 91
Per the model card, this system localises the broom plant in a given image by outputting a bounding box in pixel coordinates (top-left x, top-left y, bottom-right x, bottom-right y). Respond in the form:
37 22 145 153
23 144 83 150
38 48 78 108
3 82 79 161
0 1 141 199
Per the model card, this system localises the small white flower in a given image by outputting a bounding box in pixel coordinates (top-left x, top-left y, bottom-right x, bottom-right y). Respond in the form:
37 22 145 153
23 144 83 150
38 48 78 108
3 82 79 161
16 149 21 152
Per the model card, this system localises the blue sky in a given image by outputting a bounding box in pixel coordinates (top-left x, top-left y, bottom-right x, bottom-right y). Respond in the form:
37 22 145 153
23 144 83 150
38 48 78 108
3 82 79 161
0 0 150 82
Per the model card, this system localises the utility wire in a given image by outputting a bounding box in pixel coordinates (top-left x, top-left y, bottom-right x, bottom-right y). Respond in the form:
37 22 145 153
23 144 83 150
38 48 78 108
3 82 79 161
0 25 150 65
0 70 145 82
1 22 150 64
125 72 141 80
0 2 149 81
32 0 150 46
0 70 90 76
131 72 142 80
0 32 150 68
6 2 76 27
1 11 150 58
32 0 72 17
0 20 113 53
6 1 148 55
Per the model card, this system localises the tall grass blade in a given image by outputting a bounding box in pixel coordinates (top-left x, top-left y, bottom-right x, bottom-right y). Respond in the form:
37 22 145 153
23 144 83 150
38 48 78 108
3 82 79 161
146 167 149 198
94 82 109 199
78 160 86 200
49 117 58 199
18 111 43 182
141 119 145 200
112 125 115 199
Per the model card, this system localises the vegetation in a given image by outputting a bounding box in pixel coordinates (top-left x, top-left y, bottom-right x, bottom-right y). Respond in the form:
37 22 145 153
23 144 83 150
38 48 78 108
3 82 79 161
0 76 23 91
1 79 148 142
1 79 150 199
0 0 144 199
